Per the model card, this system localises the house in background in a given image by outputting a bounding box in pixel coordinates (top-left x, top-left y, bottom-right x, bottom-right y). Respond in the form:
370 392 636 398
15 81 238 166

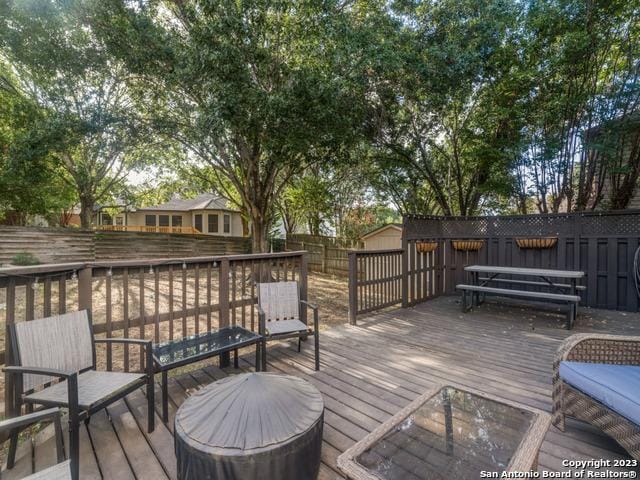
93 198 132 228
96 193 246 236
360 223 403 250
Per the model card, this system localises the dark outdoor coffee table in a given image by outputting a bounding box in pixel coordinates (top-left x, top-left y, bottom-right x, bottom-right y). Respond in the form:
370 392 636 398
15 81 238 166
152 325 263 422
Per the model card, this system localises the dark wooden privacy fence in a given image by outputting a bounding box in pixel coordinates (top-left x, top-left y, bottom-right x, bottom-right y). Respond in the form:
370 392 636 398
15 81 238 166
403 210 640 312
348 249 403 324
0 251 307 416
348 210 640 322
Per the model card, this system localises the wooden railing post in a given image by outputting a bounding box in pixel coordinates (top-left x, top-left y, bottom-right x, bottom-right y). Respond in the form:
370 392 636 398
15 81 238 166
4 278 16 420
300 253 308 325
78 266 93 314
219 257 230 367
401 235 409 308
348 252 358 325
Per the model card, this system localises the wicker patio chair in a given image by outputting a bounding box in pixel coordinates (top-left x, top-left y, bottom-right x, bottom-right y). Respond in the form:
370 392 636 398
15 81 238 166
257 281 320 371
5 310 155 480
552 333 640 460
0 407 71 479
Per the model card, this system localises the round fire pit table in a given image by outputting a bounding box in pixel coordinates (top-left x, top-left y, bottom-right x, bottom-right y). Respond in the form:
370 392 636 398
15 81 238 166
174 372 324 480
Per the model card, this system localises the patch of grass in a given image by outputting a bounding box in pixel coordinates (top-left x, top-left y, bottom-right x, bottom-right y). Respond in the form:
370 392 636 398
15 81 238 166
11 252 40 266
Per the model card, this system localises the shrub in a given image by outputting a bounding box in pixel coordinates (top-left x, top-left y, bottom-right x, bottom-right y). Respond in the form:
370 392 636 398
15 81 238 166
11 252 41 266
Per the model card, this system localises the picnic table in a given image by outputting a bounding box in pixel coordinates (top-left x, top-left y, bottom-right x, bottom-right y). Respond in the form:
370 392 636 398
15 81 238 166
457 265 585 329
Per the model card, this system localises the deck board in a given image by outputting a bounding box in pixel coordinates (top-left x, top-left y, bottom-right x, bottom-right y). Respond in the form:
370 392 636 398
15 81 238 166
3 296 640 479
87 409 136 480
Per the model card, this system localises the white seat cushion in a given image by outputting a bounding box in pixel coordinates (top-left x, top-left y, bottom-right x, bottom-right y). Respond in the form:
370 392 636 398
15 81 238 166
266 319 310 336
25 370 145 409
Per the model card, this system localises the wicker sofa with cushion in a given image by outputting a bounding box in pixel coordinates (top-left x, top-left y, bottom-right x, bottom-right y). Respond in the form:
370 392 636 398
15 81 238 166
552 334 640 460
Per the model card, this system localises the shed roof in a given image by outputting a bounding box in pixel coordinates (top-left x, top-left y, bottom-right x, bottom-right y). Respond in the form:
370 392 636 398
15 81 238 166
360 223 403 241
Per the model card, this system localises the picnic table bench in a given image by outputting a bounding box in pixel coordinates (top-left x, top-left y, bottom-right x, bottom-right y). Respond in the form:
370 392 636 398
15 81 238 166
456 266 585 329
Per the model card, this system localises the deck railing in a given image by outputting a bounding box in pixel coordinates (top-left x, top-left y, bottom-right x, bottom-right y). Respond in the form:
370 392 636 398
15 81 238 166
347 243 443 324
0 251 308 416
348 249 403 324
403 238 444 307
96 225 202 234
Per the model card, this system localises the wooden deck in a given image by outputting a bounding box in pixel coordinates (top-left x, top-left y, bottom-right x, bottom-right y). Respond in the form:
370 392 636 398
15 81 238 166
4 296 640 479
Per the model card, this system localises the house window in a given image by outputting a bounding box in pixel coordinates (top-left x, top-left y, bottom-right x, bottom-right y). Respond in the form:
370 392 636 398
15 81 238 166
115 217 124 226
172 215 182 227
158 215 170 227
145 215 156 227
194 214 203 232
101 213 112 225
208 214 219 233
223 214 231 233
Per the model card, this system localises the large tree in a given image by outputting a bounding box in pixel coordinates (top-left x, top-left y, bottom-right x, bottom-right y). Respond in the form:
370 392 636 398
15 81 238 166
0 0 146 227
517 0 640 212
0 67 77 223
373 0 527 216
90 0 368 251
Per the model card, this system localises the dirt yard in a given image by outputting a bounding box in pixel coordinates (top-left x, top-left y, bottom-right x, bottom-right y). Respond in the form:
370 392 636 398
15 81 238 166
305 272 350 329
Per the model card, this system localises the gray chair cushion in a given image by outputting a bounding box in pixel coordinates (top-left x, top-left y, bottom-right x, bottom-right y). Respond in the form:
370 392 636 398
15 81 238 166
266 319 309 336
24 460 71 480
559 361 640 426
25 370 145 409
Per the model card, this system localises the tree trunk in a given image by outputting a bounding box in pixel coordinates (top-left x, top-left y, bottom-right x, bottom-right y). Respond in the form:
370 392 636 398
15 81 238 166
251 214 269 253
79 196 94 229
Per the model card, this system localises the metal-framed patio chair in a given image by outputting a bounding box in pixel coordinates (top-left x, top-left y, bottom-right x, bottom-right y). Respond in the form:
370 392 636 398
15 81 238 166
5 310 154 480
257 281 319 371
0 407 71 479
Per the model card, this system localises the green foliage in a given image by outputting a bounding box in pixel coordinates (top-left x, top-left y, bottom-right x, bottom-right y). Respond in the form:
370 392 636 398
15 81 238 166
11 252 40 266
373 0 527 216
516 0 640 212
1 0 638 231
0 65 77 221
341 204 400 243
0 0 151 227
279 174 333 236
88 0 370 251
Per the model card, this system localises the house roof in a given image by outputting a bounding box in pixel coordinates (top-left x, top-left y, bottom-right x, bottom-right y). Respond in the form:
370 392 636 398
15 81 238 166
93 198 134 212
360 223 403 240
137 194 239 213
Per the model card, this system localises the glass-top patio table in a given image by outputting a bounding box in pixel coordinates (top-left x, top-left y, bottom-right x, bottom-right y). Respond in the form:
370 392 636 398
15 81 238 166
337 384 551 480
152 325 263 423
